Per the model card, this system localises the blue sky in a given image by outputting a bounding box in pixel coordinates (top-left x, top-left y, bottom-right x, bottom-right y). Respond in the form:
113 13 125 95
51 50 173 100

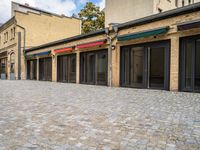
0 0 105 24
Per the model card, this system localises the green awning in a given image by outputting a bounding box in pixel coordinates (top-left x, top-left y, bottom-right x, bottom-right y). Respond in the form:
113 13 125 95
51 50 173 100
25 54 35 59
118 26 169 41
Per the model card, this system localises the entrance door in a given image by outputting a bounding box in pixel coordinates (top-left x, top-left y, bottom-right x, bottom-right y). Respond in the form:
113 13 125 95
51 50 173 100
80 50 108 85
149 46 165 89
39 57 52 81
10 53 15 80
97 51 108 85
180 36 200 92
86 53 95 84
0 58 7 79
121 41 169 90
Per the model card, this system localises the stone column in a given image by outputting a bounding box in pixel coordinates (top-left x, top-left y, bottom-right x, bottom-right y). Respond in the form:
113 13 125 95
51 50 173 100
52 55 57 82
76 51 80 84
170 34 180 91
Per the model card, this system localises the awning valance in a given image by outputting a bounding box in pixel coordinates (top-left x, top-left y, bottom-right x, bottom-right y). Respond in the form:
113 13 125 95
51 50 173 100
34 51 51 57
118 26 170 41
25 54 35 59
77 39 107 49
54 46 73 54
26 51 51 58
177 20 200 31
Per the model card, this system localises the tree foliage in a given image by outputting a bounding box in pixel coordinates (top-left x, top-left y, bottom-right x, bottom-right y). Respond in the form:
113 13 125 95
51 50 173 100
78 2 105 34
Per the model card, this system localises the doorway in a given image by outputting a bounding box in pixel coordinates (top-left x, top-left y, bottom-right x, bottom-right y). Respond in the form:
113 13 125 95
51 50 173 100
180 35 200 92
57 54 76 83
39 57 52 81
80 50 108 85
10 53 15 80
120 41 170 90
27 59 37 80
0 57 7 80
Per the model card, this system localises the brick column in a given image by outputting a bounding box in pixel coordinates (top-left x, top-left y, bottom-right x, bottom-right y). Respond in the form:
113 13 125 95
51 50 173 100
112 43 120 87
76 51 80 84
170 35 180 91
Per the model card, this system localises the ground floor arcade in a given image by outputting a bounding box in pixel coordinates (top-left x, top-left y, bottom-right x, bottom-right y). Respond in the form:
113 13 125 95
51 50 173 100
25 32 200 93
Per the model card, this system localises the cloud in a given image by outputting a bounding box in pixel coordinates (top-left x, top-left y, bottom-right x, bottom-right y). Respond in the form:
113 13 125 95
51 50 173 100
0 0 77 24
79 0 89 5
97 0 105 10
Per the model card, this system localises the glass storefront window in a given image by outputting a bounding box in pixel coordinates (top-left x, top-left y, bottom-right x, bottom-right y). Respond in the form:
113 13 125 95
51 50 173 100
195 39 200 89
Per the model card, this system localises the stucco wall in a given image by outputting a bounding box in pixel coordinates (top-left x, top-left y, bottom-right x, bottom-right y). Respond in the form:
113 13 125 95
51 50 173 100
15 11 81 48
105 0 154 27
105 0 178 27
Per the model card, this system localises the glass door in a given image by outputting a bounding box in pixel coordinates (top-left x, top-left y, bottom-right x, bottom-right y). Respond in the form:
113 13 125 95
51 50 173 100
86 53 95 84
80 50 108 85
68 55 76 83
96 51 108 85
181 36 200 92
195 39 200 90
130 47 145 88
121 41 169 90
149 46 165 89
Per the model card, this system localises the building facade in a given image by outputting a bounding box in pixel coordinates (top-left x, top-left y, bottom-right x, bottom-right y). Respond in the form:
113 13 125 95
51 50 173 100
105 0 177 27
177 0 200 7
0 2 81 80
24 3 200 92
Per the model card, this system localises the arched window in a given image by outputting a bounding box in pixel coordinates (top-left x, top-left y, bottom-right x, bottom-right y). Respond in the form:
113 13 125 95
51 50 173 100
10 53 15 73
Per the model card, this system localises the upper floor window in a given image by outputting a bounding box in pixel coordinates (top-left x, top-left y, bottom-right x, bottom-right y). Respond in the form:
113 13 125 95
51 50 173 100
4 32 8 44
158 8 163 13
10 27 16 40
11 29 13 40
175 0 178 7
182 0 185 6
13 27 15 38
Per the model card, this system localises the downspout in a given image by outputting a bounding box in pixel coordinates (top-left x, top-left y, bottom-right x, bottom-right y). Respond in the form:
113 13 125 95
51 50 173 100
106 26 118 87
16 24 26 80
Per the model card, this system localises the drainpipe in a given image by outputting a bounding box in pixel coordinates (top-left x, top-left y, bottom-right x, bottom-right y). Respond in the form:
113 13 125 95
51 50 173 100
105 25 118 87
16 24 26 80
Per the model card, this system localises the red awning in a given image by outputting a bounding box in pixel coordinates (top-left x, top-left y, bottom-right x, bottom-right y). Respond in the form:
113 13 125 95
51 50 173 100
77 40 107 49
54 47 73 54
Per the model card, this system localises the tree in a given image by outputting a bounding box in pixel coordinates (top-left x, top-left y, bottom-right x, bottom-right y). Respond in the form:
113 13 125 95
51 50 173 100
78 2 105 34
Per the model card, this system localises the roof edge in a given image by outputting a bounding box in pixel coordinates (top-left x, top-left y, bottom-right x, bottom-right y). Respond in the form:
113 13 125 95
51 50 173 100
117 2 200 30
11 1 81 21
0 17 16 32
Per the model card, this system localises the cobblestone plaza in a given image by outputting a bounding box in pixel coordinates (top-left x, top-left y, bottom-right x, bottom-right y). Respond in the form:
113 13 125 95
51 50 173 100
0 80 200 149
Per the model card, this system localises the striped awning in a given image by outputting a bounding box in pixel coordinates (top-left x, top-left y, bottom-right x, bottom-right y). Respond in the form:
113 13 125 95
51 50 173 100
26 51 51 58
77 39 107 49
177 20 200 31
118 26 170 41
54 46 74 54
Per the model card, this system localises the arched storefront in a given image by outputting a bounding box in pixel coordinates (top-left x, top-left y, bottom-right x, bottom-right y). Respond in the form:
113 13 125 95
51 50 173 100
10 52 15 80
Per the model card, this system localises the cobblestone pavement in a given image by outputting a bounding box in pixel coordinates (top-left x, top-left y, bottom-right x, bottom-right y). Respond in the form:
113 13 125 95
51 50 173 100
0 80 200 150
